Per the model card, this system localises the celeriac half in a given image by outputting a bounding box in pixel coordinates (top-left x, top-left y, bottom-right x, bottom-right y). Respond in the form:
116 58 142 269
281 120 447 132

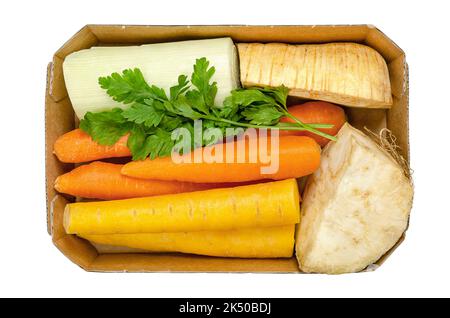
296 123 413 274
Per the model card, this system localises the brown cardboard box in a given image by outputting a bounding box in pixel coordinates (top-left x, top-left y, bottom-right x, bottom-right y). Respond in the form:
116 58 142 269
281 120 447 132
45 25 409 272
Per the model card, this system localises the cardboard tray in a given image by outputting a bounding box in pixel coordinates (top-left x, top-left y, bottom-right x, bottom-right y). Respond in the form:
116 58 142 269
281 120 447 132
45 25 409 272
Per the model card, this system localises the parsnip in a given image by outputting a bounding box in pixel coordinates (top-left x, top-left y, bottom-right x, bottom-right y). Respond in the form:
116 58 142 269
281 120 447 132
238 42 392 108
63 38 240 118
64 179 300 235
81 225 295 258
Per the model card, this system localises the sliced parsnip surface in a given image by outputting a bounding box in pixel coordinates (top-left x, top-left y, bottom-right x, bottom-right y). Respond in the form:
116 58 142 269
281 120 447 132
238 42 392 108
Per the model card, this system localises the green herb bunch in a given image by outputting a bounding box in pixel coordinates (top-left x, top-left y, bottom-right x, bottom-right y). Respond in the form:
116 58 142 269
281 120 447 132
80 57 334 160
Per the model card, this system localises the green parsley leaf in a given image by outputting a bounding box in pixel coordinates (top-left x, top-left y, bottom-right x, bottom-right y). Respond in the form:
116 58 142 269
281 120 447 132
171 122 196 153
253 85 290 108
122 101 165 128
79 108 130 145
128 128 175 160
188 57 218 111
144 129 175 160
172 95 204 119
148 85 169 101
159 115 184 131
228 89 275 107
170 75 190 101
127 124 148 160
99 68 169 104
99 69 152 104
185 90 208 115
218 95 239 119
241 105 284 125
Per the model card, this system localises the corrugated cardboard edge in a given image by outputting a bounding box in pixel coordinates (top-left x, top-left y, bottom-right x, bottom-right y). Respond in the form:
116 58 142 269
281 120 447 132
45 63 52 234
362 27 411 270
367 58 411 270
45 63 75 234
45 24 411 273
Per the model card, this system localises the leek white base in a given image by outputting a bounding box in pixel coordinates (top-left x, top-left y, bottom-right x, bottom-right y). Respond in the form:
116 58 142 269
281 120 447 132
63 37 240 119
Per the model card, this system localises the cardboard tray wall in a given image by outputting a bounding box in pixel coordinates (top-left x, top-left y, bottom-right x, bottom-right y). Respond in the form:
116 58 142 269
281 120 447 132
45 25 409 272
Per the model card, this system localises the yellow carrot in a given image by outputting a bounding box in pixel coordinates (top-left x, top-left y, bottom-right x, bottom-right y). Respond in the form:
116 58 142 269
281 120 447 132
81 225 295 258
64 179 300 235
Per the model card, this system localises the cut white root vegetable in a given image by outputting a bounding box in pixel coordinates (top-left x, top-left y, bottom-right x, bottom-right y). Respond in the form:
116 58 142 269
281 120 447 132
237 42 392 108
63 38 240 119
296 123 413 274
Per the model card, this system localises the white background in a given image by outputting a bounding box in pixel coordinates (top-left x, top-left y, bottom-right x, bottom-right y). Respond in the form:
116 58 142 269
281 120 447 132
0 0 448 298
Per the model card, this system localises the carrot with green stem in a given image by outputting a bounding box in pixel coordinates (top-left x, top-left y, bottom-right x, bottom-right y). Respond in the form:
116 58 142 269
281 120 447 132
53 100 338 164
53 123 326 164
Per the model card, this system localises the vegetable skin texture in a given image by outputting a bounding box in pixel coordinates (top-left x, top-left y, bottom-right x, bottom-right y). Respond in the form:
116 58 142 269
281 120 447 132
64 179 300 235
121 136 321 183
280 102 346 147
237 42 392 108
54 129 130 163
80 225 295 258
296 123 413 274
55 161 251 200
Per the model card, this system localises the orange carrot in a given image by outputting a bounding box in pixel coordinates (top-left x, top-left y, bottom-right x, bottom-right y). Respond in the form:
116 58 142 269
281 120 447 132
280 101 346 146
121 136 321 183
53 103 341 163
55 161 260 200
53 129 131 163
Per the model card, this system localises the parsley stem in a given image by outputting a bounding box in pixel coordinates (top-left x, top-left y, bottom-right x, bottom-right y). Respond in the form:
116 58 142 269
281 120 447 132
280 110 337 141
203 116 335 133
277 122 333 129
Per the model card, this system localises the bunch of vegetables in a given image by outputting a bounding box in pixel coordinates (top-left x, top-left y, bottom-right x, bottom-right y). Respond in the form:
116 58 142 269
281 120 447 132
50 36 414 274
54 56 346 259
73 57 339 160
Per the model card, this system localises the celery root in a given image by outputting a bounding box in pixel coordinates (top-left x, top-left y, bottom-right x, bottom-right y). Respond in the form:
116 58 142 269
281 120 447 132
296 124 413 274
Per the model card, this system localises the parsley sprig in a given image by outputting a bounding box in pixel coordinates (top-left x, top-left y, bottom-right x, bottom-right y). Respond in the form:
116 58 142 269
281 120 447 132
80 57 335 160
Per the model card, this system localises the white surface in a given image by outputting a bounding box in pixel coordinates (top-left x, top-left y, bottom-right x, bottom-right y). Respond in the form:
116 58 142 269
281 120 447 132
0 0 448 298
